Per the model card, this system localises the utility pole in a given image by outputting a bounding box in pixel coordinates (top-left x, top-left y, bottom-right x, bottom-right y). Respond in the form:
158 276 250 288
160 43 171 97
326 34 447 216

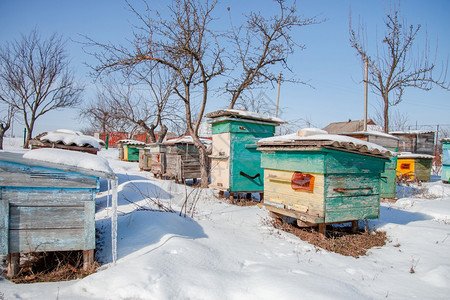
275 73 282 118
363 56 369 131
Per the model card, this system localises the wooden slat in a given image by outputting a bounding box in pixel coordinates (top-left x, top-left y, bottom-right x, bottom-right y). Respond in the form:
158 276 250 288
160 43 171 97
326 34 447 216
259 202 324 224
325 174 380 198
83 201 96 250
9 228 87 253
325 206 379 223
3 187 93 206
0 197 9 255
9 206 85 230
325 194 379 210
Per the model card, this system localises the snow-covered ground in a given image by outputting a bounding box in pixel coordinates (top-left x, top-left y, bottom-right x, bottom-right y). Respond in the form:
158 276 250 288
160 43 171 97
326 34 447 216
1 138 450 299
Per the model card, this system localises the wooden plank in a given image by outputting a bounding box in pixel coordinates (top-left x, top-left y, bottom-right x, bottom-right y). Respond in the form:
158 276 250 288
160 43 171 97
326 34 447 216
9 206 85 230
9 228 86 253
7 253 20 278
324 149 386 175
325 206 379 223
325 174 380 198
83 249 95 271
261 151 325 174
325 194 379 210
264 169 324 217
0 196 9 255
3 187 93 206
258 202 324 224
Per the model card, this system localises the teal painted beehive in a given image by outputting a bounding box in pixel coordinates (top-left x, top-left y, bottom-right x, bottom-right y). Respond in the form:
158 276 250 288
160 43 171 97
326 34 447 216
118 140 147 162
0 150 116 277
206 109 283 197
256 129 391 228
441 139 450 183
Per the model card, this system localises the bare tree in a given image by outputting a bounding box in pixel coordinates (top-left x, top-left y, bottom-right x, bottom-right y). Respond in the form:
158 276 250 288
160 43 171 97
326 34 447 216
350 3 449 133
0 105 14 149
87 0 223 187
0 29 83 148
226 0 319 108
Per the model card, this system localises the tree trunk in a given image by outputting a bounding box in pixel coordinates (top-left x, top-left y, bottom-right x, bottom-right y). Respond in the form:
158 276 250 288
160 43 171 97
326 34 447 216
157 125 168 143
383 96 389 133
198 145 210 188
0 124 9 150
24 124 33 149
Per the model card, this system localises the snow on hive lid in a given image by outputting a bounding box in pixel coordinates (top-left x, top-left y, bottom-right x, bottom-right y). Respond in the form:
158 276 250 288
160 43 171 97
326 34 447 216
257 128 392 158
163 136 211 145
117 139 147 146
397 152 435 159
36 129 105 149
205 109 285 124
342 130 402 140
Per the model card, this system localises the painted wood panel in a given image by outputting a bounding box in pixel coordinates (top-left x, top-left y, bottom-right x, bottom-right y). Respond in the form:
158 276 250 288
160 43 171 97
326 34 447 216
264 169 324 217
9 228 88 253
0 161 98 188
325 174 380 198
324 149 387 174
325 194 379 210
325 206 379 223
3 187 92 206
9 206 85 230
261 151 325 174
0 196 8 255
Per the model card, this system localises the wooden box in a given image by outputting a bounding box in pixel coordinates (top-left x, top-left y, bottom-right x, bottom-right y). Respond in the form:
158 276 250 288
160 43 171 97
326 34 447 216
257 131 390 226
396 153 434 182
139 148 152 171
442 139 450 183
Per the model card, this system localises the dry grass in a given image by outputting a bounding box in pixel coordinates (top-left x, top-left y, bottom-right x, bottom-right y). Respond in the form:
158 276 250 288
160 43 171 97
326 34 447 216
11 251 99 284
272 220 387 258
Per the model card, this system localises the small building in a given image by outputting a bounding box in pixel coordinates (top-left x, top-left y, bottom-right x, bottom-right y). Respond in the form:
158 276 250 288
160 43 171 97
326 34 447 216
442 139 450 183
0 149 117 278
257 128 391 236
163 136 211 183
390 130 435 155
29 129 105 155
117 140 147 162
150 143 167 178
396 152 434 183
340 131 401 199
205 109 284 200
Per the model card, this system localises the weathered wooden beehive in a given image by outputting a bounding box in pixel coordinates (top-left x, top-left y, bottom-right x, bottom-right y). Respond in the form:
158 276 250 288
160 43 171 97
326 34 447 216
442 139 450 183
205 109 284 199
396 152 434 182
150 143 167 178
341 131 400 199
163 136 210 183
256 129 391 235
117 140 147 162
0 150 116 277
139 147 152 171
390 130 435 155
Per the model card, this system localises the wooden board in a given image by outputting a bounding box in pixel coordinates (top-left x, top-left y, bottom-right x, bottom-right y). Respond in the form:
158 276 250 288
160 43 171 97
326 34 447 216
264 169 324 217
210 132 230 189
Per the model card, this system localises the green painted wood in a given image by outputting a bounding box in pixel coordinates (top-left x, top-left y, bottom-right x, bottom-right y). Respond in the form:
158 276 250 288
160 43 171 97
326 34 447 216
261 151 325 173
325 194 379 210
443 142 450 165
442 165 450 182
126 146 141 162
380 169 397 198
325 206 379 223
415 158 432 182
212 120 276 135
324 149 387 174
0 192 8 255
325 174 380 198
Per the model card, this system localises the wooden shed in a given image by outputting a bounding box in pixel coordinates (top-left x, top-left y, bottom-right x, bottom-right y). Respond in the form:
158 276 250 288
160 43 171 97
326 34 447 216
139 147 152 171
205 109 284 200
117 140 147 162
442 139 450 183
390 130 435 155
340 131 401 199
29 129 105 155
256 129 391 236
396 152 434 183
0 149 117 278
162 136 211 183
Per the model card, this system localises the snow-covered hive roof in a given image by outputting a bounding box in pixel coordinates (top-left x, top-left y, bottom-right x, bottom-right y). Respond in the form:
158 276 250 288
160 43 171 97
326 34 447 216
117 139 147 146
0 149 115 179
341 130 402 141
205 109 285 124
257 128 392 158
163 136 211 145
34 129 105 150
397 152 435 159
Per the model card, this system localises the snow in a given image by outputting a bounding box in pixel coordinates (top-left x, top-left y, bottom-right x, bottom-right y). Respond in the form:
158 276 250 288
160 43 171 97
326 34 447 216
117 139 147 146
38 129 105 149
206 109 285 124
344 130 402 140
397 152 435 159
23 148 114 176
2 138 450 299
164 136 211 145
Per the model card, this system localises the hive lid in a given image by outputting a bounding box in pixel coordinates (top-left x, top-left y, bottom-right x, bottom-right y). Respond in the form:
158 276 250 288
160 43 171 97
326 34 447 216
31 129 105 150
205 109 285 124
257 128 392 158
397 152 435 159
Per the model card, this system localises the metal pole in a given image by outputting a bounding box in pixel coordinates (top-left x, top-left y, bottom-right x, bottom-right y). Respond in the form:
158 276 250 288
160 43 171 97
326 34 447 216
364 57 369 131
275 73 282 118
23 128 26 147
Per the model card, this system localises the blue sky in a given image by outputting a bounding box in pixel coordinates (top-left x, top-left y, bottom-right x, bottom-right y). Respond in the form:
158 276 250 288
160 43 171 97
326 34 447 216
1 0 449 136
